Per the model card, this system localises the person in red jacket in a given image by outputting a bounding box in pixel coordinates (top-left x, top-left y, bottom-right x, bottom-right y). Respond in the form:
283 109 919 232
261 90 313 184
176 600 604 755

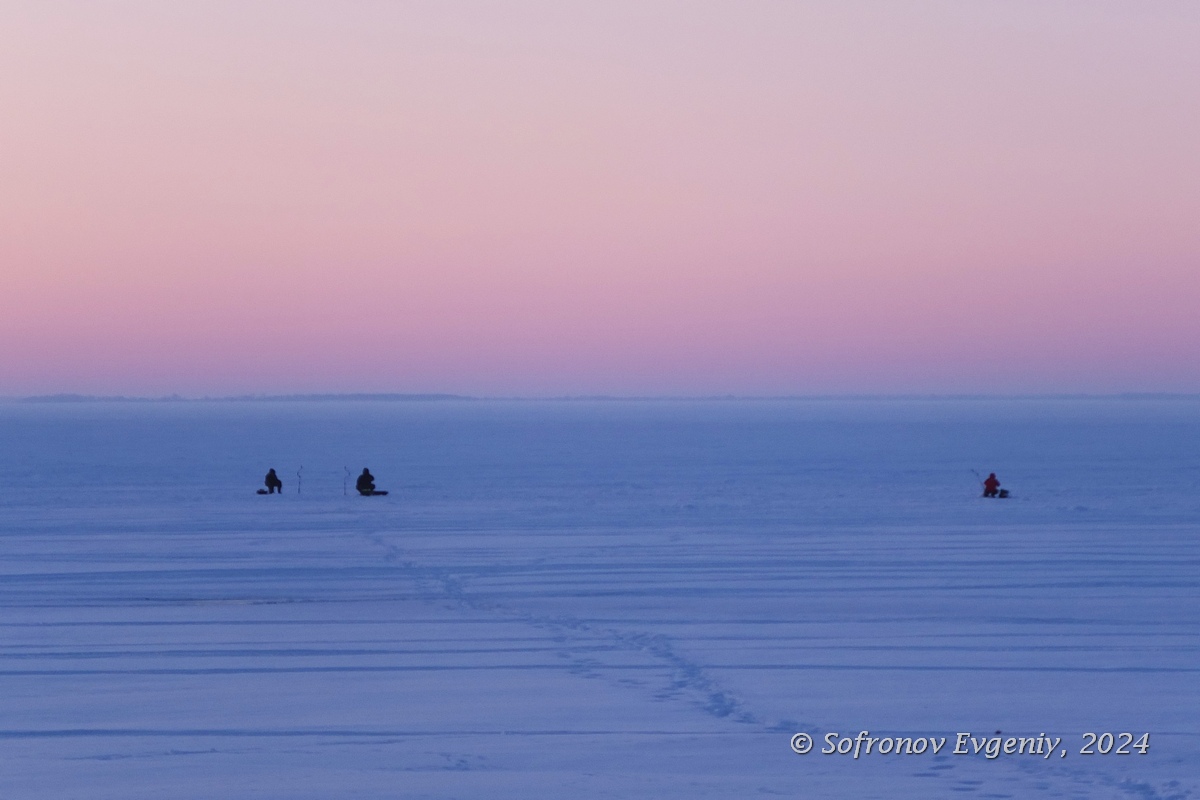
982 473 1001 498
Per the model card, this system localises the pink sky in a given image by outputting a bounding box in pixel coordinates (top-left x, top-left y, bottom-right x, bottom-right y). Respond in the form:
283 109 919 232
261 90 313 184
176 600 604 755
2 1 1198 396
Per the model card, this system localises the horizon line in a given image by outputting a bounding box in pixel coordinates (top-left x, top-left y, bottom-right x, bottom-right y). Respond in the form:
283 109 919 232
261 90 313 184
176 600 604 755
6 392 1200 404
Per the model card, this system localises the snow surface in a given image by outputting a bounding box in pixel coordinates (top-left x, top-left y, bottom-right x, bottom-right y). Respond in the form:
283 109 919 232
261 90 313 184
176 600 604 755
0 398 1196 799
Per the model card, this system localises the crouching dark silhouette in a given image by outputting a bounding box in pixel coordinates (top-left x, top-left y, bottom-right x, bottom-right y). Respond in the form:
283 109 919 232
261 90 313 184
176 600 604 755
356 468 387 496
264 468 283 494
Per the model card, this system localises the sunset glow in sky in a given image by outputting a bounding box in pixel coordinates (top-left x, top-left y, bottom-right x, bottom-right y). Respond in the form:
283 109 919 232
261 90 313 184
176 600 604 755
2 2 1198 396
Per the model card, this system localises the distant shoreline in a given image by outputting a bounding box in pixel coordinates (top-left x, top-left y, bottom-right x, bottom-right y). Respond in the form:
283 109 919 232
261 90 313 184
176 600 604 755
6 392 1200 404
11 393 474 404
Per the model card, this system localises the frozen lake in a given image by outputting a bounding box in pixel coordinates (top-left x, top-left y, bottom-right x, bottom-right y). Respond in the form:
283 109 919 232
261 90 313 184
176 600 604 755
0 398 1196 798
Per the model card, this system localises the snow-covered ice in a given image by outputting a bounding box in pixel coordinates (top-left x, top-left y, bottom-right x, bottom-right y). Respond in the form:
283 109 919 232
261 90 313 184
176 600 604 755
0 398 1196 798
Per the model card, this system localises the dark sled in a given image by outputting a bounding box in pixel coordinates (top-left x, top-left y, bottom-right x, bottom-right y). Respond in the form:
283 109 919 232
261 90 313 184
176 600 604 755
358 490 389 496
256 489 269 495
982 489 1010 499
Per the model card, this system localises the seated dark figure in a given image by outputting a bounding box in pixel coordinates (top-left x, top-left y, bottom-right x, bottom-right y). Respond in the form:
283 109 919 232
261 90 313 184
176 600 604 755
264 468 283 494
982 473 1001 498
356 468 376 496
